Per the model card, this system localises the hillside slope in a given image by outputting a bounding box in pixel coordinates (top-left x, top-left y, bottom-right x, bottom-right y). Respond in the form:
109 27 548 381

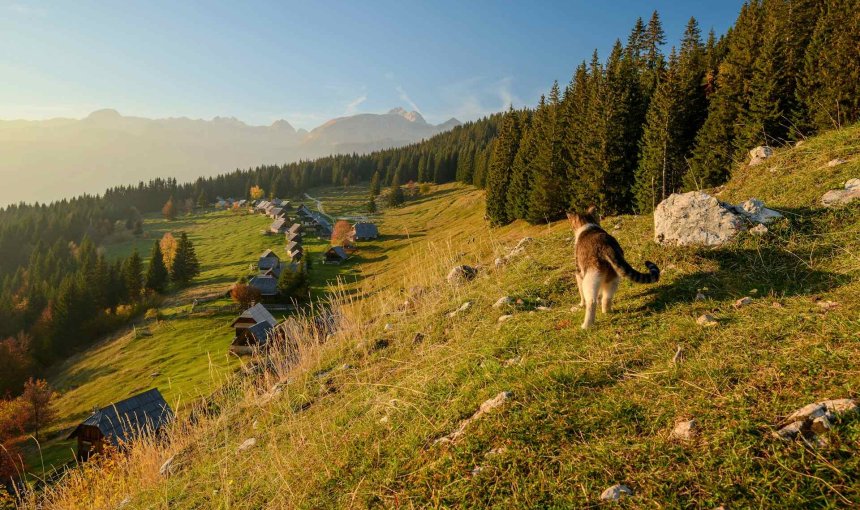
30 127 860 508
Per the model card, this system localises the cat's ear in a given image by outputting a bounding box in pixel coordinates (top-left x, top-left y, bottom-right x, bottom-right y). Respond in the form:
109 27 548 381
565 211 575 220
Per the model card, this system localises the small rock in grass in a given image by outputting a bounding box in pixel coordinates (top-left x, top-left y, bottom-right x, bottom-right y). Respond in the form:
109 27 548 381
447 301 472 317
536 305 551 311
251 420 259 430
817 300 839 311
117 496 131 508
827 158 846 167
498 314 513 323
503 357 521 366
237 437 257 452
384 323 393 331
670 419 698 441
159 455 176 477
570 304 582 312
447 265 478 285
694 292 706 301
733 297 753 308
600 484 634 501
494 257 507 268
672 345 684 364
493 296 513 308
772 301 784 308
412 332 425 344
750 223 768 235
471 466 484 476
485 446 508 457
379 415 389 424
696 314 718 327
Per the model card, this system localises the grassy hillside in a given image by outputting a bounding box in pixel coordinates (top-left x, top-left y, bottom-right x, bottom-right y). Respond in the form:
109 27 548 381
19 205 367 476
27 126 860 508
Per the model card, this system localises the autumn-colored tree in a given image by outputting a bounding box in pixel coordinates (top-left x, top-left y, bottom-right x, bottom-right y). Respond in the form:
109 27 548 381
230 283 262 309
250 185 265 200
162 196 176 220
331 220 353 246
0 333 34 395
160 233 178 270
21 378 55 441
0 398 31 441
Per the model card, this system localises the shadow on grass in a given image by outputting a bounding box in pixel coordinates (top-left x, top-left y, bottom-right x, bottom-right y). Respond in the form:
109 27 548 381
633 241 851 313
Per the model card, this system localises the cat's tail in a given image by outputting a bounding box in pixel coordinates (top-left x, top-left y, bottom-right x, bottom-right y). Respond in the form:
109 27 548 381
605 247 660 284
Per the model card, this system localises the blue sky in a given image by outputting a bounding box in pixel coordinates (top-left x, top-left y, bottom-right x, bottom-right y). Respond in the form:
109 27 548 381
2 0 744 129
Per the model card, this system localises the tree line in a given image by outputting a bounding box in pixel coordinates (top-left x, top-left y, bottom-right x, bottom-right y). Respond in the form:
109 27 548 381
486 0 860 224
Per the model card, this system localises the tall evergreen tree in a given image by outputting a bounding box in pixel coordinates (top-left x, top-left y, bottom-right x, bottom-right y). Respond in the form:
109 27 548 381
170 233 200 286
485 107 522 225
369 171 381 197
506 112 535 220
527 84 568 223
145 240 169 293
123 250 144 301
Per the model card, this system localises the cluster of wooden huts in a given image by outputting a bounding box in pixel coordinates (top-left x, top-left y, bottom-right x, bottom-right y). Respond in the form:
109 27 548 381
215 197 248 209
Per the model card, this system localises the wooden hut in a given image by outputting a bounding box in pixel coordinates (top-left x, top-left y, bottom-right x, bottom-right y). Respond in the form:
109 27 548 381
66 389 172 460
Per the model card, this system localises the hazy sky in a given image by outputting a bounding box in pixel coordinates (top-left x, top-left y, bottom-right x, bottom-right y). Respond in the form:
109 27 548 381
2 0 744 129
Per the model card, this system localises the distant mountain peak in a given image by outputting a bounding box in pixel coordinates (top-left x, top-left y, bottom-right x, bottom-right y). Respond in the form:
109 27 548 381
269 119 296 133
387 107 426 124
86 108 122 121
439 117 462 129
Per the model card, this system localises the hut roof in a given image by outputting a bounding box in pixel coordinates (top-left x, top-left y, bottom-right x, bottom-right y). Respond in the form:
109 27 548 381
67 389 173 445
231 303 277 328
325 246 348 260
248 275 278 296
353 222 378 239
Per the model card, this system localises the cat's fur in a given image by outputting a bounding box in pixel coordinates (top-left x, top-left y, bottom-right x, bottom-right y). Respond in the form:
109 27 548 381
567 207 660 329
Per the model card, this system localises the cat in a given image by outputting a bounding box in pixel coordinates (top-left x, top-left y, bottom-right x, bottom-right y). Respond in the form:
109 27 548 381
567 207 660 329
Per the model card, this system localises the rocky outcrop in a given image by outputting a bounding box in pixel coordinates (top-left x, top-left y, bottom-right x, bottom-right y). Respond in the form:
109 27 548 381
600 484 634 501
748 145 773 166
435 391 513 444
774 399 858 441
821 178 860 208
654 191 782 246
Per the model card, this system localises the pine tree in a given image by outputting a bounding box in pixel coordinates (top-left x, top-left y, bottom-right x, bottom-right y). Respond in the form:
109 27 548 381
387 172 405 207
369 171 381 197
485 107 522 225
634 48 684 212
196 190 208 209
526 84 568 223
506 112 535 220
170 232 200 286
145 240 169 293
123 250 144 301
798 0 860 132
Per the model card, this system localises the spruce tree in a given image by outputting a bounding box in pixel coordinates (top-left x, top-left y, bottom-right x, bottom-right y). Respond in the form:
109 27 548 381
170 232 201 286
123 250 144 301
485 107 522 225
526 84 568 223
370 171 381 197
506 112 535 220
387 173 405 207
145 240 169 293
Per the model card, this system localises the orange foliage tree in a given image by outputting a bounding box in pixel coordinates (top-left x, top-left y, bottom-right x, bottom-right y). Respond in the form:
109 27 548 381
21 378 55 441
160 233 178 270
162 196 176 220
250 185 265 200
331 220 353 246
231 283 262 309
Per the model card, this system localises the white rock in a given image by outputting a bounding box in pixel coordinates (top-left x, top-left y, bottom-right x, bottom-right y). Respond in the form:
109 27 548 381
735 198 782 224
750 224 769 235
447 265 478 285
600 484 634 501
497 314 513 323
447 301 472 317
748 145 773 166
494 257 507 268
237 437 257 452
697 314 718 327
817 300 839 311
670 419 698 441
493 296 513 308
821 178 860 207
827 158 846 167
654 192 745 246
695 292 706 301
535 305 551 311
734 297 753 308
384 323 393 331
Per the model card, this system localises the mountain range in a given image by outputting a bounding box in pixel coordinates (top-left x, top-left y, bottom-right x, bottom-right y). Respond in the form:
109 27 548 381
0 107 460 206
